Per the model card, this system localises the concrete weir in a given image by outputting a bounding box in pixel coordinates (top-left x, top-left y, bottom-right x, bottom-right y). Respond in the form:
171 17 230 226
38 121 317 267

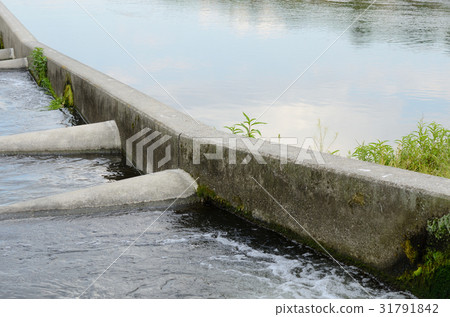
0 120 121 155
0 169 198 216
0 47 14 60
0 56 27 69
0 0 449 288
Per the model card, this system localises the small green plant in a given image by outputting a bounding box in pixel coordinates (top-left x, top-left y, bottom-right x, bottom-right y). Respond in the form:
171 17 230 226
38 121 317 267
224 125 244 135
30 48 49 90
48 97 64 110
225 112 267 138
428 214 450 243
352 139 394 165
314 119 339 154
0 32 4 50
30 47 56 97
395 121 449 177
352 120 449 178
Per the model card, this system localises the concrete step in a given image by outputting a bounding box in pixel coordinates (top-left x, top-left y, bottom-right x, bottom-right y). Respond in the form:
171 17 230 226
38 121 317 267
0 57 27 69
0 169 198 216
0 120 122 155
0 48 15 60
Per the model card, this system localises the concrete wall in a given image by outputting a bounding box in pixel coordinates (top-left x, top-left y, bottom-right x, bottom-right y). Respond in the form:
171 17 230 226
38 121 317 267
1 1 449 275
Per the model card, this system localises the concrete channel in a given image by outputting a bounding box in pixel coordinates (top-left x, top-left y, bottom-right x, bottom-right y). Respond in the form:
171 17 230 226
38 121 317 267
0 0 449 295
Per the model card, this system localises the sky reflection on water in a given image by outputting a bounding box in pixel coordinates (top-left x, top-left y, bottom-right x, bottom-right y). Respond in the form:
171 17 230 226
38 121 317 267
3 0 449 153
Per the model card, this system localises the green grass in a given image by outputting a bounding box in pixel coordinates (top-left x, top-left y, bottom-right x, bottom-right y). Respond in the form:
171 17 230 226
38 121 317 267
48 97 64 110
400 213 450 298
352 120 449 178
30 47 55 97
29 47 75 111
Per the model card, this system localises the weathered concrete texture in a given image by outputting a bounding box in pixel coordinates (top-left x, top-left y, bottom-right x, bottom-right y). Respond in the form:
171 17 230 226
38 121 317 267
0 120 121 155
0 2 37 59
0 47 14 60
0 169 198 215
0 56 26 69
181 137 450 271
0 0 449 275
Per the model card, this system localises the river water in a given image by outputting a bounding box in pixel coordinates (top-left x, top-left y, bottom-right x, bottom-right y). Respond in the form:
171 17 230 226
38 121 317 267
0 205 413 298
0 71 138 205
2 0 449 153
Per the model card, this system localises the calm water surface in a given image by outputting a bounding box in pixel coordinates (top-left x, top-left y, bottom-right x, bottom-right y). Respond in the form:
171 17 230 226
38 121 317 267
3 0 450 152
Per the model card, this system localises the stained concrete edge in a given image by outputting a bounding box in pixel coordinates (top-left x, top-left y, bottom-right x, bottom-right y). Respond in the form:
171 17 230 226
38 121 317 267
0 120 122 154
0 57 27 69
0 169 198 214
0 47 14 60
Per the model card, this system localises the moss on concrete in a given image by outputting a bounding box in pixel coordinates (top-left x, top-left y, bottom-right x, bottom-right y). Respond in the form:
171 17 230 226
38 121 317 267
403 239 419 264
399 213 450 298
0 32 4 49
348 192 365 207
400 250 450 298
63 83 74 108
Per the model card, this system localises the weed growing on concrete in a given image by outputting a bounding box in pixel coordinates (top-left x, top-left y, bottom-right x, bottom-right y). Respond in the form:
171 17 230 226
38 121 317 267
314 119 339 154
225 112 267 138
352 120 449 178
352 139 394 165
427 214 450 244
29 47 75 111
48 97 64 110
400 213 450 298
30 47 55 97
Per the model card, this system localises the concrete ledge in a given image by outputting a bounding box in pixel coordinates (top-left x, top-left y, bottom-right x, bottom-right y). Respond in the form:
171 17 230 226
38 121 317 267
0 169 198 215
0 57 27 69
0 120 121 155
0 47 14 60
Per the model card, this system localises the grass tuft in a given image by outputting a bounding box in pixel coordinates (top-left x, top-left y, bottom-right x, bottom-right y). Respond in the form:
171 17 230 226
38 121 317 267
48 97 64 110
352 120 449 178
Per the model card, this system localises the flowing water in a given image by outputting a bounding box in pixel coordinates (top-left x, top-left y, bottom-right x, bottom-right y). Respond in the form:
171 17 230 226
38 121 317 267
0 70 139 205
0 206 413 299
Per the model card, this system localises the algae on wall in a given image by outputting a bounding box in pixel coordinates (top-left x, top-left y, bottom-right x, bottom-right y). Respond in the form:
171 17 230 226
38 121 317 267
0 32 4 49
399 213 450 298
